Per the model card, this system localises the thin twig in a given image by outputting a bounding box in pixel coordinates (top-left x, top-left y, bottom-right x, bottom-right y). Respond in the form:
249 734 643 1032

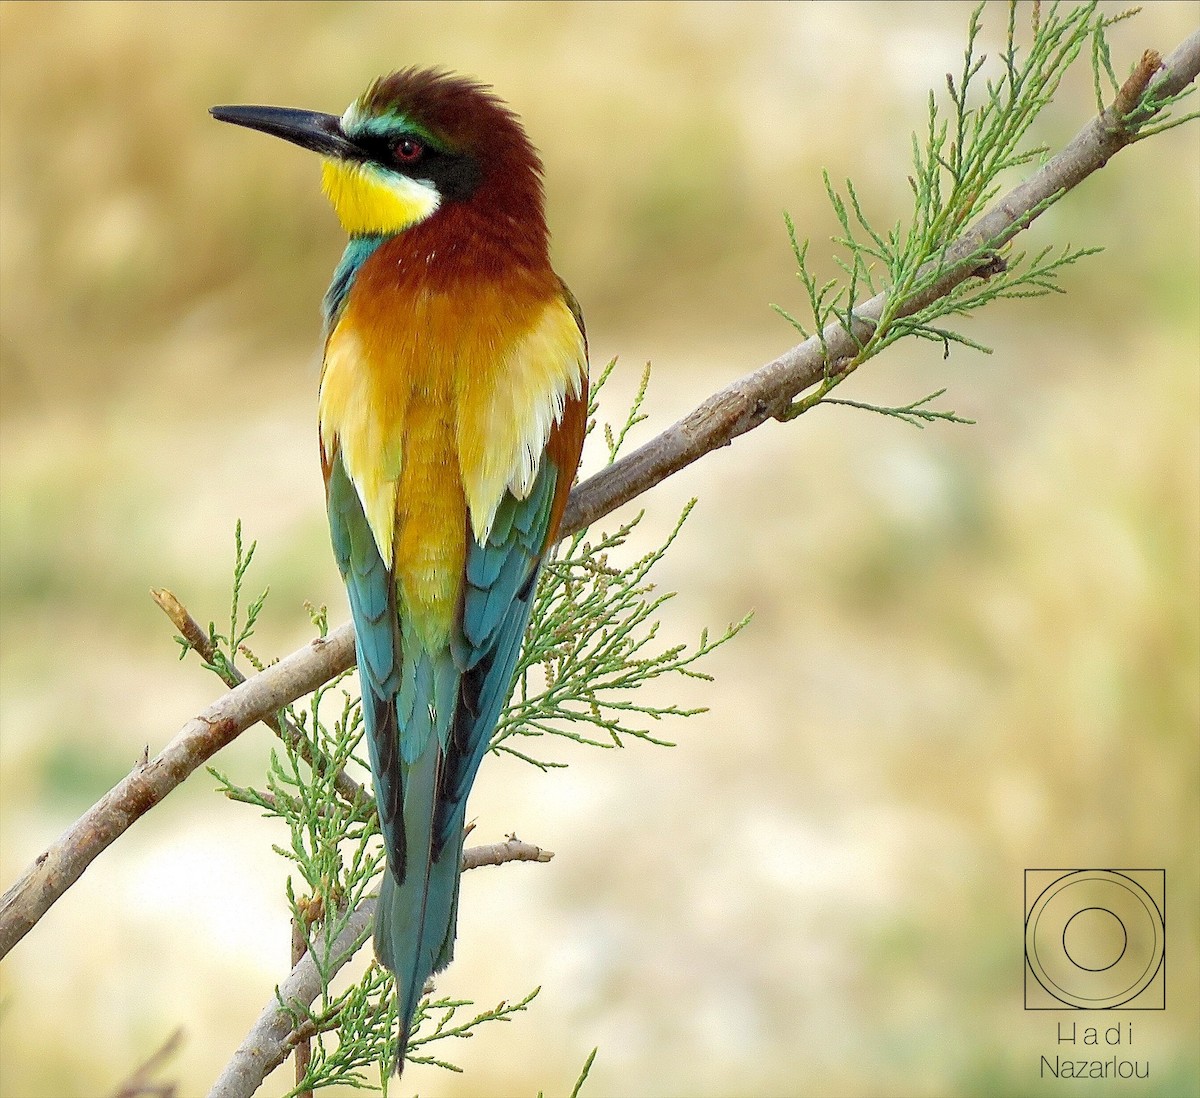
111 1028 184 1098
462 836 554 868
1112 49 1163 119
291 913 314 1098
1 27 1196 964
151 587 369 811
208 838 553 1098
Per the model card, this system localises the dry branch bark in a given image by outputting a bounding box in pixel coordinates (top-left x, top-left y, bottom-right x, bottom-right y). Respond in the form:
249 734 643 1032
1 28 1196 966
0 627 355 958
150 587 370 810
559 31 1200 535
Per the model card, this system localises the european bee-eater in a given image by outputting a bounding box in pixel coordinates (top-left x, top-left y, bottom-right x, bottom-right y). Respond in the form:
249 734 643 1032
211 69 588 1074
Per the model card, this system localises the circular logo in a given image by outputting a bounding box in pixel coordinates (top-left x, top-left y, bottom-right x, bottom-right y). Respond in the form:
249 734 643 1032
1025 870 1164 1008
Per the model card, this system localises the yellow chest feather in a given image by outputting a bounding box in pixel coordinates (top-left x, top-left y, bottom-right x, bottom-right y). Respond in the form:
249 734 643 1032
319 281 585 636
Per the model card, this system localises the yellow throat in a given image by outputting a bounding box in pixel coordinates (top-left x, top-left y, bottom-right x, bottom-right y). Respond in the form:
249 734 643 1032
320 159 441 235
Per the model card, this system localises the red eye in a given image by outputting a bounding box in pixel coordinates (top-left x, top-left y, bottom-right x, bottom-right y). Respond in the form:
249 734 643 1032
394 138 424 163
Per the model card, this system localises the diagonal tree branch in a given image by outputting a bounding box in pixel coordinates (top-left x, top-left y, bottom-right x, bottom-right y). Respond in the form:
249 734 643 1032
560 32 1200 535
0 27 1196 963
0 626 356 959
151 586 370 811
208 838 553 1098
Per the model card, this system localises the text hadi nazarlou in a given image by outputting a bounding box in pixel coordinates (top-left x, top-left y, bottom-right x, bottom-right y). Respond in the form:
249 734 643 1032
1041 1023 1149 1080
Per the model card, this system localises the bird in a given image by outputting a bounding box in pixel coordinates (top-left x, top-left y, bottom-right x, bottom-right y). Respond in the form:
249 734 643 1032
211 69 588 1075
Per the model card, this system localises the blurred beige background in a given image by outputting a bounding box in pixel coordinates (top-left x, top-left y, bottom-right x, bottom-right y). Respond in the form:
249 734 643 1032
1 2 1197 1096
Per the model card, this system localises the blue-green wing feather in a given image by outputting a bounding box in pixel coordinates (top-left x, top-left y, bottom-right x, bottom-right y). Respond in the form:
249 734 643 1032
330 447 563 1067
435 463 557 861
327 456 407 883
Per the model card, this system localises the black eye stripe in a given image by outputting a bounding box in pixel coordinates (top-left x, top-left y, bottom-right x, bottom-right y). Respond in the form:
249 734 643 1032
349 131 483 203
353 131 423 163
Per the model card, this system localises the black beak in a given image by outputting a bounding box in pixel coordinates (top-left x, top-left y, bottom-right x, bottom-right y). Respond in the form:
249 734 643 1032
210 104 359 159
